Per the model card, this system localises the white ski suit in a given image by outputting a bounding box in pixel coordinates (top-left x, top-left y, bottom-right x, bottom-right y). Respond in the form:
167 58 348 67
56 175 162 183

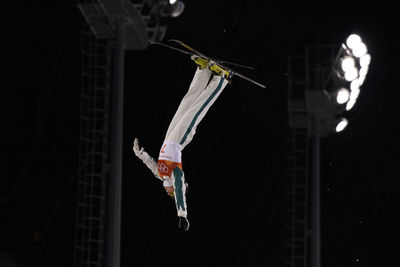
133 66 228 230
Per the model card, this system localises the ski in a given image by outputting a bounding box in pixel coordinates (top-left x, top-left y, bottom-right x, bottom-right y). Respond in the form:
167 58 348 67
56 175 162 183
168 39 255 70
149 41 194 56
168 39 266 88
150 41 254 70
168 39 209 61
150 40 266 88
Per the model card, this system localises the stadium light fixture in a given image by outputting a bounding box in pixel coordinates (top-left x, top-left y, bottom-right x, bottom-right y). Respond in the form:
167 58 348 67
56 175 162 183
360 53 371 68
345 34 368 58
335 118 349 132
350 79 360 91
346 34 362 49
336 87 350 104
345 99 355 111
161 0 185 18
344 67 358 81
341 56 356 72
318 34 372 133
170 1 185 17
331 34 371 112
346 86 361 111
158 0 185 18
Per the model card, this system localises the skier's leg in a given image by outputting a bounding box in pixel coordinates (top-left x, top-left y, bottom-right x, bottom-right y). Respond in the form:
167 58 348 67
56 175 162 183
165 66 212 138
166 74 229 149
171 167 188 217
170 166 189 230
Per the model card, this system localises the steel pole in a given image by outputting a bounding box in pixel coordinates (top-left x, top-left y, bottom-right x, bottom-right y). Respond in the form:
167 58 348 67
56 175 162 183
310 116 321 267
105 16 125 267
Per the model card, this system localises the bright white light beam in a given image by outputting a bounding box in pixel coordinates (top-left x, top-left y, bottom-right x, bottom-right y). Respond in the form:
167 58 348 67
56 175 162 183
337 88 350 104
336 118 349 132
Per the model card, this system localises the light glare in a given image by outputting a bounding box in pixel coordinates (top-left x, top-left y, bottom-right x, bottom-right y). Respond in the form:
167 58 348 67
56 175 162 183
169 1 185 17
360 53 371 67
344 67 358 81
346 99 357 111
341 56 356 72
350 79 360 91
336 118 349 132
352 42 367 57
359 66 368 77
358 67 368 85
346 34 362 49
350 87 360 100
358 73 366 85
336 88 350 104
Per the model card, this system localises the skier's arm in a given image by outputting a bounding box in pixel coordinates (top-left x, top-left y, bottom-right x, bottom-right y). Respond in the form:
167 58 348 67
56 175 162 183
163 178 174 196
132 138 161 180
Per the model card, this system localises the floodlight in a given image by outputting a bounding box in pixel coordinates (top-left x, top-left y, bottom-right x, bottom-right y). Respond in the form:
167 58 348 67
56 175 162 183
170 1 185 17
352 42 367 57
350 79 360 91
350 86 360 100
358 54 370 86
345 34 368 58
344 67 358 81
339 79 360 111
345 99 356 111
360 53 371 68
346 34 362 49
335 118 349 132
341 56 356 72
360 66 368 76
359 67 368 85
358 75 366 86
161 0 185 18
336 88 350 104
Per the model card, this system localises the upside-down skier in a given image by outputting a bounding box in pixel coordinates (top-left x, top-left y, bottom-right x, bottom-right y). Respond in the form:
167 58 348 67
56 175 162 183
133 55 232 231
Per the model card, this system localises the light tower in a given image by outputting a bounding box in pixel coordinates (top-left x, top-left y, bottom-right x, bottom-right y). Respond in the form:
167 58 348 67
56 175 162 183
75 1 184 267
285 34 371 267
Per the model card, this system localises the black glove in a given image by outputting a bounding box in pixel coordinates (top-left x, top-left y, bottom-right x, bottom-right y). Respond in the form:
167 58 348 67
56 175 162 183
178 217 190 231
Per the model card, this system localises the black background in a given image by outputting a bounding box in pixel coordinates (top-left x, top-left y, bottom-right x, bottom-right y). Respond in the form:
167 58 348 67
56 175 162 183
1 1 399 266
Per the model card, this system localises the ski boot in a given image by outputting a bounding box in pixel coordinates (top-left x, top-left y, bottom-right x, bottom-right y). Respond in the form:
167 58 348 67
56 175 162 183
191 55 209 69
208 61 233 82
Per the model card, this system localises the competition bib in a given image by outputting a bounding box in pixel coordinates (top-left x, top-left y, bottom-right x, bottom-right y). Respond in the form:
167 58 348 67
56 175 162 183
157 140 182 178
158 140 182 163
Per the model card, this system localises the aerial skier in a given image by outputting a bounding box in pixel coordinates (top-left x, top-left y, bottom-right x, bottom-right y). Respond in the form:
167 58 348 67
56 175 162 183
133 40 265 231
133 55 232 231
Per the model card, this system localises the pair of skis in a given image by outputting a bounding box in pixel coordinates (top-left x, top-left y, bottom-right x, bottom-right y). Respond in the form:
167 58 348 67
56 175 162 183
149 39 266 89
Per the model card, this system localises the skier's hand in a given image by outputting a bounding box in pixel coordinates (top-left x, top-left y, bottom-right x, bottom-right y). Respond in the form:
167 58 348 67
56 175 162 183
132 138 144 157
178 217 190 231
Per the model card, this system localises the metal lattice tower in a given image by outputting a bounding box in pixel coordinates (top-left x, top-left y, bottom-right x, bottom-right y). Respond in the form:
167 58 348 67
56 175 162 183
284 55 310 267
78 0 168 45
74 27 112 267
75 1 171 267
285 45 339 267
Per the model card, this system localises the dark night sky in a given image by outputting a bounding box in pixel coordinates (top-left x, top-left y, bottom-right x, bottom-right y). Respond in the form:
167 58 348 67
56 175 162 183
2 1 400 267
